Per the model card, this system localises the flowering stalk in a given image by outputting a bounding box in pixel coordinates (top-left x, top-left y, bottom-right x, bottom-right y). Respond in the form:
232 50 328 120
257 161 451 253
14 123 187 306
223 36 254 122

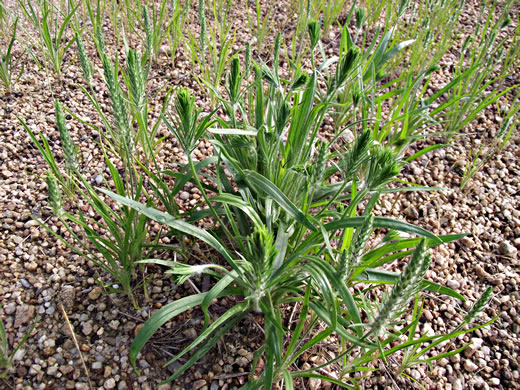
371 238 431 337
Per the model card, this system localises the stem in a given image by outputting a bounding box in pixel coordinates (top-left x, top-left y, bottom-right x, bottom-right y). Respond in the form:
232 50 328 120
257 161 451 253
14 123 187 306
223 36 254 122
187 154 234 240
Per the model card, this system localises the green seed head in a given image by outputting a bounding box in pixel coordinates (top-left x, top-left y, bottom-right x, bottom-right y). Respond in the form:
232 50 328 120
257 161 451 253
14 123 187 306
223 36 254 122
101 54 133 155
501 16 512 29
464 287 492 324
199 0 206 54
176 88 193 122
348 214 374 271
307 19 321 49
311 140 328 185
75 33 93 86
246 225 277 311
127 49 146 109
352 89 362 107
95 24 105 54
228 56 242 103
46 171 64 217
365 146 401 190
273 33 282 73
342 130 372 180
54 99 78 172
371 238 431 336
245 43 252 77
355 8 365 29
290 72 309 91
329 46 361 93
142 6 153 58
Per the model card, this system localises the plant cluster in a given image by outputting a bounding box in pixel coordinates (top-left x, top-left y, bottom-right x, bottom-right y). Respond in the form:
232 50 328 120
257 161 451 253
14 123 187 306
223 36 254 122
6 0 511 386
96 27 494 386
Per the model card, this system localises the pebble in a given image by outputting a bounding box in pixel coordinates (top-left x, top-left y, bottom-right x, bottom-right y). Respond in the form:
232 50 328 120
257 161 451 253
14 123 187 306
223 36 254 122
460 236 476 249
192 379 207 390
24 219 38 228
499 241 517 257
47 365 58 376
104 378 116 389
235 357 249 367
109 320 120 330
14 304 35 328
82 320 93 336
60 365 74 375
24 261 38 271
447 279 460 290
4 302 16 315
88 286 102 300
464 359 479 373
60 285 76 311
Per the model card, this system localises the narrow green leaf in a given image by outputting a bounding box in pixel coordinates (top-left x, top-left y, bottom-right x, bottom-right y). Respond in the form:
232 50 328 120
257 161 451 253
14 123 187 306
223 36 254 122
244 170 316 231
325 216 440 242
356 268 465 301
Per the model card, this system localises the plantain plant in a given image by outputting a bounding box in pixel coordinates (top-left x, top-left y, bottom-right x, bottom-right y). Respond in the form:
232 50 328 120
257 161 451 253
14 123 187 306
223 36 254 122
101 41 493 386
0 306 38 378
18 0 78 78
184 0 237 105
0 18 24 93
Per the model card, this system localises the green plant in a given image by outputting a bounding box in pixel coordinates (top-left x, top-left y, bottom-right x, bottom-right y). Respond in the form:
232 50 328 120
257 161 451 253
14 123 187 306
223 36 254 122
311 0 348 35
0 306 38 378
98 47 492 387
402 0 463 74
0 18 24 93
460 92 520 189
22 96 152 308
286 0 312 72
166 0 190 67
246 0 274 55
18 0 78 77
184 0 237 105
439 0 519 140
41 163 159 310
141 1 171 62
20 99 79 200
76 22 171 165
0 1 5 31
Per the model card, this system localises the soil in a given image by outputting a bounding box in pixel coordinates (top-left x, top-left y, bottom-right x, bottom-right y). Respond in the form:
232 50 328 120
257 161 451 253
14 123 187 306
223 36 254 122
0 0 519 389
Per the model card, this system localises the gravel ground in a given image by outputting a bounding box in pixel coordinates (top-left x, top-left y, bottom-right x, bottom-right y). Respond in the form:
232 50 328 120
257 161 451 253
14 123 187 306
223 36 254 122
1 0 519 389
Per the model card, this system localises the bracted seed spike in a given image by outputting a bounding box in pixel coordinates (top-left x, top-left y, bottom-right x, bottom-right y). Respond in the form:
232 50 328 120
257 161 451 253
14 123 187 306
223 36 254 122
142 6 153 58
343 130 371 179
199 0 206 56
337 250 349 280
311 141 327 186
245 43 252 77
347 214 374 276
371 238 430 336
307 19 320 50
46 171 64 217
228 56 241 103
95 24 105 54
101 54 133 156
290 72 309 91
127 49 146 109
54 99 78 172
355 8 365 29
75 33 92 86
464 286 493 324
